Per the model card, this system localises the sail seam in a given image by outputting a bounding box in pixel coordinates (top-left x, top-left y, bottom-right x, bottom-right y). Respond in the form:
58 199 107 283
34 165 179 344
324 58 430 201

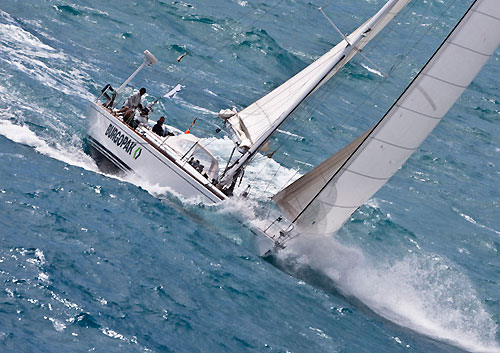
395 104 441 120
344 168 390 180
224 0 410 187
422 73 468 88
370 136 417 151
447 41 493 57
280 0 495 235
473 9 500 22
255 102 271 127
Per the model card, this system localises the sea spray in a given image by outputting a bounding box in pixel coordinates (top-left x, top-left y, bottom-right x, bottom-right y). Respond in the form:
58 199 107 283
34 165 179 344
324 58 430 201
199 136 302 199
277 234 500 353
0 0 498 352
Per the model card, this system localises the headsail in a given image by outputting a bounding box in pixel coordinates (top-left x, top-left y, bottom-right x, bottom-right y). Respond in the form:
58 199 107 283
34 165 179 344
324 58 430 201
273 0 500 237
220 0 411 185
272 128 372 221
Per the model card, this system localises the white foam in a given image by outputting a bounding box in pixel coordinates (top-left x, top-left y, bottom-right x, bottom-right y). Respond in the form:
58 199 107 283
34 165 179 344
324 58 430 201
179 100 217 115
453 207 500 236
0 120 98 172
48 317 66 332
0 114 298 206
280 235 500 353
200 135 302 198
276 129 305 141
0 10 94 99
361 63 385 77
216 194 260 221
203 88 219 97
119 173 207 205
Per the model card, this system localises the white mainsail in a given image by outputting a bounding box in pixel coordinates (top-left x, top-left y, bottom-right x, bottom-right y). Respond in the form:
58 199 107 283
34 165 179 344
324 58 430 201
220 0 410 184
273 0 500 237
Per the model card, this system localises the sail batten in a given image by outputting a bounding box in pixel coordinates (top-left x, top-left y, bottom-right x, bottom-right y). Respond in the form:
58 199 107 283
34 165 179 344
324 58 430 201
274 0 500 237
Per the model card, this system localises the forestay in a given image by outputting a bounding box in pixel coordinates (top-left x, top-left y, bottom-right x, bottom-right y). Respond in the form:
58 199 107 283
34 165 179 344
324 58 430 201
273 0 500 237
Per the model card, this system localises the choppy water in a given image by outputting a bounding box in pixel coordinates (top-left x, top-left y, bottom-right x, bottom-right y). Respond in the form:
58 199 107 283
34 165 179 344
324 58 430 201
0 0 499 352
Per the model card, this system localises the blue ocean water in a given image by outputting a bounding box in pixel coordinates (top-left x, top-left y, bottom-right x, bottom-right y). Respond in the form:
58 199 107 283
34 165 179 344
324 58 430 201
0 0 499 352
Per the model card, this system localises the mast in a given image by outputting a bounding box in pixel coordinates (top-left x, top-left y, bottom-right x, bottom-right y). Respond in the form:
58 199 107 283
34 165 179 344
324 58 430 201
272 0 500 239
219 0 410 186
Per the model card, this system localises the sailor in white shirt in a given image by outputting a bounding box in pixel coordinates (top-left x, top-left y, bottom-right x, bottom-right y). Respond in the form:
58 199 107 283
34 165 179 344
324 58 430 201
125 87 146 109
117 87 146 125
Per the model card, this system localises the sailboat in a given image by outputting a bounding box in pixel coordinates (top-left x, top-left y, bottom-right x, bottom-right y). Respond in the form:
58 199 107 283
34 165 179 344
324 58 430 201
87 0 500 252
87 0 409 201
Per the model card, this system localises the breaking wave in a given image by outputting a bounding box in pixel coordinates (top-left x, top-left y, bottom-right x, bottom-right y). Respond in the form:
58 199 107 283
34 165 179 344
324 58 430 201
277 234 500 353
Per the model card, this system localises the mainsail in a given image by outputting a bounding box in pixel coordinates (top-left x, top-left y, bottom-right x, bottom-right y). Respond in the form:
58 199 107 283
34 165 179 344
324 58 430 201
220 0 411 184
273 0 500 237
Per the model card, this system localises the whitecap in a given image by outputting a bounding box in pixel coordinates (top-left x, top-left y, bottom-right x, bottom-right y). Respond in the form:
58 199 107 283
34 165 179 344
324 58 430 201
360 63 384 77
0 10 94 99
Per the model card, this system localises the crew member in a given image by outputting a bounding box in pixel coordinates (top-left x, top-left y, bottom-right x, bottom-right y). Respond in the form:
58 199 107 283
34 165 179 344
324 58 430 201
125 87 146 109
117 88 147 123
152 116 166 136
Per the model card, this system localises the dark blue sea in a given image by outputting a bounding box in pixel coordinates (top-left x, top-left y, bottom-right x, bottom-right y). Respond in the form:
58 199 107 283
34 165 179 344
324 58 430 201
0 0 499 352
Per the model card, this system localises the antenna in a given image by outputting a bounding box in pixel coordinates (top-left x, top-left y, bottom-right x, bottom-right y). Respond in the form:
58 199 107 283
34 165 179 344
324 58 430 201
116 50 158 94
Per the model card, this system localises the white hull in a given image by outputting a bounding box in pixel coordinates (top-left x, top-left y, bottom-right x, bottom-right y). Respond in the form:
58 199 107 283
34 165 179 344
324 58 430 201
87 102 226 204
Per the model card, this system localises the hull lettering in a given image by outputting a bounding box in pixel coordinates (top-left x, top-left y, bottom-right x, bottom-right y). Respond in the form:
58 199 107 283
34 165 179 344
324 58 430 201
104 123 141 159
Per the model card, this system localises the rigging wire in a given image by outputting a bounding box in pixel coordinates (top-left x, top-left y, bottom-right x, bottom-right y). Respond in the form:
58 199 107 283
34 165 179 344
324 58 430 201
263 166 302 219
318 7 350 44
268 0 425 165
132 0 289 169
171 0 287 88
257 0 463 216
251 1 419 187
319 7 391 75
183 0 391 172
312 0 457 155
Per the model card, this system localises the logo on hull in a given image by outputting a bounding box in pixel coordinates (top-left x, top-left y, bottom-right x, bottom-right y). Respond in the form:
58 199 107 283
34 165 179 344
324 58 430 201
133 147 142 159
105 123 142 159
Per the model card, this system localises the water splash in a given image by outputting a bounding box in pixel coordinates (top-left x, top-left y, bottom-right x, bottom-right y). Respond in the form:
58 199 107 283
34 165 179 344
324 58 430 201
278 235 500 353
